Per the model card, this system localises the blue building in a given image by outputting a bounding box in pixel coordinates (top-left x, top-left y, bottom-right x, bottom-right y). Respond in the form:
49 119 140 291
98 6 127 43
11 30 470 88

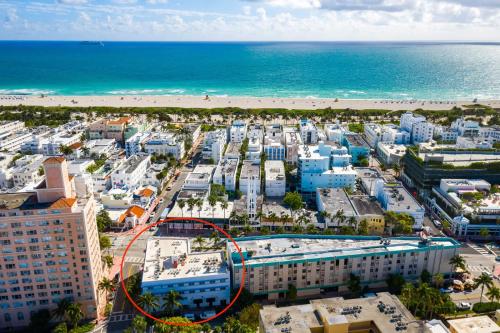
343 133 370 165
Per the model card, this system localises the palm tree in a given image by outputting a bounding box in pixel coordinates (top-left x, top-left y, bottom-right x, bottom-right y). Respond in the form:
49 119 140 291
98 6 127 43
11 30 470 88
220 200 229 220
195 198 203 218
53 298 71 320
102 254 114 270
98 277 115 300
81 146 90 157
400 283 416 313
208 195 217 218
162 290 183 316
194 235 205 250
474 272 493 304
59 144 74 156
210 231 221 249
486 286 500 303
433 273 445 288
131 315 147 333
334 209 346 227
66 303 83 329
187 198 196 218
137 292 160 314
449 255 466 276
416 283 433 319
177 199 186 218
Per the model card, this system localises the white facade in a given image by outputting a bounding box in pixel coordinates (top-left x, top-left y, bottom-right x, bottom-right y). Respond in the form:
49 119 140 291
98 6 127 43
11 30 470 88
284 128 303 164
0 153 16 188
265 160 286 197
183 165 215 191
0 121 24 135
41 132 81 156
300 119 319 144
0 131 32 152
411 121 434 144
451 117 480 137
213 158 239 191
141 237 230 309
125 131 151 157
324 123 346 144
10 154 45 189
376 143 407 166
230 120 247 143
239 160 261 195
202 129 227 163
246 136 262 162
110 154 151 190
144 132 185 160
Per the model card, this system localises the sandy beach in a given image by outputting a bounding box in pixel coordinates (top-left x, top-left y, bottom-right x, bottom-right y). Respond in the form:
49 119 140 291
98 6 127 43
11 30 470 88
0 95 499 111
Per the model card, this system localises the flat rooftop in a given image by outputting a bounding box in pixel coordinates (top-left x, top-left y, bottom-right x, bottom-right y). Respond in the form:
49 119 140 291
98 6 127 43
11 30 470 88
382 183 422 211
142 237 227 283
344 133 369 148
228 235 459 266
317 188 356 216
418 151 500 166
265 160 285 181
260 292 423 333
350 195 384 216
224 142 242 157
241 160 260 178
447 316 500 333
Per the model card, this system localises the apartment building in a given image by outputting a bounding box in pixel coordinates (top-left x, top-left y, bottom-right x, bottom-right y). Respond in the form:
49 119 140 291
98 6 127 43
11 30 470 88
264 160 286 197
300 119 319 144
0 121 25 135
229 120 247 143
213 158 239 192
0 157 103 329
144 132 185 160
343 134 370 164
125 132 151 157
227 235 459 300
284 128 302 164
11 154 45 189
41 132 81 156
376 143 407 166
141 237 230 309
239 160 261 195
400 112 434 144
110 154 151 190
88 117 130 143
202 129 227 163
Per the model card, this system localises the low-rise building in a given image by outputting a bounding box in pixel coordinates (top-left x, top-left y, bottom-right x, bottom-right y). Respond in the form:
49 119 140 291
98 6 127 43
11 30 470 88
343 133 370 165
183 165 216 191
447 316 500 333
110 154 151 190
377 143 407 166
284 128 302 164
230 120 247 143
125 131 151 157
10 154 45 189
141 237 230 308
228 235 459 300
202 129 227 163
239 160 261 195
144 132 185 160
213 157 239 192
300 119 319 144
223 142 241 160
260 292 422 333
265 160 286 197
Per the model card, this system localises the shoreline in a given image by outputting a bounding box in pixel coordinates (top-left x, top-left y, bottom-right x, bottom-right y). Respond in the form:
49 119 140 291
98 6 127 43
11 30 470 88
0 94 499 111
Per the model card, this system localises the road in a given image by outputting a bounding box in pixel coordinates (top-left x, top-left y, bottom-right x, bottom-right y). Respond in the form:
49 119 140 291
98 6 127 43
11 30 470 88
96 135 205 333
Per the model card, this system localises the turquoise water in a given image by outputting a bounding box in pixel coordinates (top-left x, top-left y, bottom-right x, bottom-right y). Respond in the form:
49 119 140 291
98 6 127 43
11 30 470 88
0 41 499 100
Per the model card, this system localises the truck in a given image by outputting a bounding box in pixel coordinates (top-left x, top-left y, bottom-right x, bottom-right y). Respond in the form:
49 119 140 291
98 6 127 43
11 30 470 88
160 207 170 220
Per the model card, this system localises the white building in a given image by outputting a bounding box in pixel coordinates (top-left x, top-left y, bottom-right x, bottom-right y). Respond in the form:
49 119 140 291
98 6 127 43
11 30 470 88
10 154 45 189
141 237 230 308
125 131 151 157
213 158 239 192
110 154 151 190
87 139 117 157
0 153 16 188
0 131 32 152
183 165 215 191
265 160 286 197
246 136 262 162
0 121 24 135
230 120 247 143
300 119 319 144
144 132 185 160
324 123 346 144
41 132 81 156
400 112 434 144
239 160 261 195
284 128 303 164
364 123 410 148
451 117 480 137
202 129 227 163
377 143 407 166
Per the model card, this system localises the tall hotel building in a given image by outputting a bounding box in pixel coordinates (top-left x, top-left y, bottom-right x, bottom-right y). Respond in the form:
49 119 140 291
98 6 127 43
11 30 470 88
0 157 103 329
228 235 459 300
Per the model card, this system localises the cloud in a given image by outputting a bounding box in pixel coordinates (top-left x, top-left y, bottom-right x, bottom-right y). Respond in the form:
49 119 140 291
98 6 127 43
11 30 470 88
4 8 18 23
146 0 169 3
57 0 89 4
112 0 138 4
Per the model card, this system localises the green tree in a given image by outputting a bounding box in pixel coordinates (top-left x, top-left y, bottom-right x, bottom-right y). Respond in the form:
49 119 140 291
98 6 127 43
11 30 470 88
194 235 205 251
187 198 196 217
358 219 369 235
386 274 406 294
131 315 148 333
99 234 112 249
53 298 71 320
347 274 362 297
486 286 500 303
65 303 83 329
400 283 416 313
238 303 261 330
449 255 466 276
96 209 113 232
102 254 114 270
479 228 490 238
52 322 68 333
220 200 229 220
162 290 183 317
154 317 201 333
474 272 493 304
29 309 51 331
287 284 297 301
59 144 74 156
420 269 432 284
137 292 160 314
98 277 115 301
208 195 218 218
433 273 445 288
177 199 186 218
283 192 303 220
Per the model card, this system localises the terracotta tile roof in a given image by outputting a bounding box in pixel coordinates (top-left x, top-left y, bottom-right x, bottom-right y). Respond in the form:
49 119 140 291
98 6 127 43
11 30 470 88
68 142 83 150
117 205 146 224
108 117 130 125
138 188 154 197
50 198 76 209
44 156 66 164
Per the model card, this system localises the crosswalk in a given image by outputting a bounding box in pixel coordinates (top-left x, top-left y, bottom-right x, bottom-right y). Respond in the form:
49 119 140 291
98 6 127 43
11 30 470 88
467 265 493 274
108 313 134 322
124 256 144 264
469 244 494 257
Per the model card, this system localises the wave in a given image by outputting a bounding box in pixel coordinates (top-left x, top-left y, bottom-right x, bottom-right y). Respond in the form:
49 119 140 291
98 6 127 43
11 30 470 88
106 88 186 95
0 88 56 95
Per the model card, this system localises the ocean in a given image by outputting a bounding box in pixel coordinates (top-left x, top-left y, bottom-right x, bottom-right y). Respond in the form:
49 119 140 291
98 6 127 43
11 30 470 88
0 41 499 100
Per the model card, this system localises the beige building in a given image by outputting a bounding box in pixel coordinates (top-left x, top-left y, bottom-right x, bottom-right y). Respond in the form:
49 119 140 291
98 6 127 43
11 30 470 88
0 157 104 329
448 316 500 333
88 117 130 143
228 235 459 300
260 292 425 333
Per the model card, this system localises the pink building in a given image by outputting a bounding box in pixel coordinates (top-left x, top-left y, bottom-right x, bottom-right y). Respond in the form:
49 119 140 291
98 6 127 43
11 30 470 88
0 157 104 329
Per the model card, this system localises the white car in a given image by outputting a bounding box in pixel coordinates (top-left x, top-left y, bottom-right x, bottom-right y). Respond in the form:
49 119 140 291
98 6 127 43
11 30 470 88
200 311 216 319
433 220 442 229
457 302 471 310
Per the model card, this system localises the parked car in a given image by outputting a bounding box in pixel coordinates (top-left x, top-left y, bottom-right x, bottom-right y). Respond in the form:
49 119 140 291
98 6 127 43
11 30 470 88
200 311 216 319
456 302 471 311
433 220 442 229
166 186 172 191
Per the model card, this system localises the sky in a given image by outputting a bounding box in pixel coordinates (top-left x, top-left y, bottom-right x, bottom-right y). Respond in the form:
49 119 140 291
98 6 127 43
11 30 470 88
1 0 500 41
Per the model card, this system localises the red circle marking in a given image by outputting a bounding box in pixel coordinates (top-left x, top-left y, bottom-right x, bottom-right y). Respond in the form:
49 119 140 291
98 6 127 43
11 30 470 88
119 217 246 326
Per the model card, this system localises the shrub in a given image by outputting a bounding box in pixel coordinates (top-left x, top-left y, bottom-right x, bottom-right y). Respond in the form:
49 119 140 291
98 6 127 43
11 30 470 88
472 302 500 313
